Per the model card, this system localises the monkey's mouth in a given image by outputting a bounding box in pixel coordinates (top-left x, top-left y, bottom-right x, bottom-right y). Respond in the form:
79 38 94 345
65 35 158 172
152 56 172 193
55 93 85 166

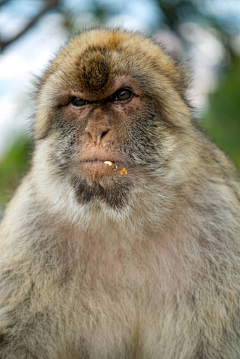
78 159 127 183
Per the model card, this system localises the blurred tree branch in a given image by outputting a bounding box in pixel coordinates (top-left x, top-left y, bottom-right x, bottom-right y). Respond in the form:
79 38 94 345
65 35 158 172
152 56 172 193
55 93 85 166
0 0 60 52
156 0 238 62
0 0 11 6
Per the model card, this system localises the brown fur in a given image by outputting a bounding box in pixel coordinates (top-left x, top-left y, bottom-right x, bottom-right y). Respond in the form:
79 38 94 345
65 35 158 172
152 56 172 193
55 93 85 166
0 28 240 358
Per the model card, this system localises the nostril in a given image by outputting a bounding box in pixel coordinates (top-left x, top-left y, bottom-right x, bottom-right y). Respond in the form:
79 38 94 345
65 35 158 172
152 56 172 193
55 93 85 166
85 126 111 144
101 130 109 139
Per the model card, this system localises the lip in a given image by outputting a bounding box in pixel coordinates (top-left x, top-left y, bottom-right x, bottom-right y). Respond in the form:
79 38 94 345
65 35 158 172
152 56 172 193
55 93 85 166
79 159 123 166
78 159 124 180
79 148 122 163
80 159 119 163
80 154 122 162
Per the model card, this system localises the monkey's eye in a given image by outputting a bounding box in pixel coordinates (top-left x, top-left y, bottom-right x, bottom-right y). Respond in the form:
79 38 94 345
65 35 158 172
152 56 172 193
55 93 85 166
115 89 132 101
70 97 88 106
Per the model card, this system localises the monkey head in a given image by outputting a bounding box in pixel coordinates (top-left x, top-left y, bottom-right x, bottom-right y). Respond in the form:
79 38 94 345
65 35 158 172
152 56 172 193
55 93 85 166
33 29 194 213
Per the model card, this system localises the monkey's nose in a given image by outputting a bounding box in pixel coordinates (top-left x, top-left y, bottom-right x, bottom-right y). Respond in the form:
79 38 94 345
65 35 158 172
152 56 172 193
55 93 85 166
85 125 111 145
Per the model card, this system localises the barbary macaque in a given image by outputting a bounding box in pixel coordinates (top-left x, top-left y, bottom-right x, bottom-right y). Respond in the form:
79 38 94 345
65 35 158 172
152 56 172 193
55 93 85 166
1 28 240 359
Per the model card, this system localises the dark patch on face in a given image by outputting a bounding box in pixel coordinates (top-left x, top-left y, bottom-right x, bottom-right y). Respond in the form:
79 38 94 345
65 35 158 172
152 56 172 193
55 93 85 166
77 51 112 93
71 176 133 210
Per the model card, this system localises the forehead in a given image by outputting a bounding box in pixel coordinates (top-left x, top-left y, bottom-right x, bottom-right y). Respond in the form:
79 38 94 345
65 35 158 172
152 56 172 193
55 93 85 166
41 29 180 96
54 29 160 72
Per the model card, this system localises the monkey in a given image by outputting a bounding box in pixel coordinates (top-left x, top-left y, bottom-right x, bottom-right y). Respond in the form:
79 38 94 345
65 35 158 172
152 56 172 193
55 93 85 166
0 27 240 359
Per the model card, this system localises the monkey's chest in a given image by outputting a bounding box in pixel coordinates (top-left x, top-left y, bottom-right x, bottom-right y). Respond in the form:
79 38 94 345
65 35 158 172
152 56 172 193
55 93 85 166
53 251 194 359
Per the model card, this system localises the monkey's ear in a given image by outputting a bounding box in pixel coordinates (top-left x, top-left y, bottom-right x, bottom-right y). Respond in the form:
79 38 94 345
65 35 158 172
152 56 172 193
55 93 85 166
31 76 49 140
32 49 61 96
171 60 191 100
154 40 191 100
32 75 43 101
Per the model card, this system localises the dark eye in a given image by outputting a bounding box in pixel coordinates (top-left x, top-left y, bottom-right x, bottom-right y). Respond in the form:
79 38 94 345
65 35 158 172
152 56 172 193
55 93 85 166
115 89 132 101
70 97 88 106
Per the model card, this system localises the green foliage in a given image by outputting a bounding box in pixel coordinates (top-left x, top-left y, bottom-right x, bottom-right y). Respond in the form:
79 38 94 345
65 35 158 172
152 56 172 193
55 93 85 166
202 56 240 170
0 136 32 211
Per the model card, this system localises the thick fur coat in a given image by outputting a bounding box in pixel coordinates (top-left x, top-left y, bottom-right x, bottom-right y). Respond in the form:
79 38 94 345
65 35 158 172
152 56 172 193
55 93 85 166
0 28 240 359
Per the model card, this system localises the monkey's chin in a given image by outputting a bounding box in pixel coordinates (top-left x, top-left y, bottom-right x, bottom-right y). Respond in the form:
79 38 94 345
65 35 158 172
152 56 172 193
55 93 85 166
73 162 132 209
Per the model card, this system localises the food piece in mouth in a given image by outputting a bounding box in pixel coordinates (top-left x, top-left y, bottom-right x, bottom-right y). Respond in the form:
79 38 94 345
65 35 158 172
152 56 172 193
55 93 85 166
104 161 113 166
103 161 127 175
120 168 127 176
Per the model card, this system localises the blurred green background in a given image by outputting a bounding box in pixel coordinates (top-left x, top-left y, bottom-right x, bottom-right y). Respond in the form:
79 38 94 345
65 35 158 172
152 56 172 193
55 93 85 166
0 0 240 214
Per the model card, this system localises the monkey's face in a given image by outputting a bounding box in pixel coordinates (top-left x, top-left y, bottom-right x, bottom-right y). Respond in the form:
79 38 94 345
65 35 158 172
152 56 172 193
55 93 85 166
35 30 192 209
59 74 145 185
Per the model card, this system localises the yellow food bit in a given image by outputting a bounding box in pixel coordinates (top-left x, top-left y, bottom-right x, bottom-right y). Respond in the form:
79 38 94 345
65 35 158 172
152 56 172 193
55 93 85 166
120 168 127 175
104 161 113 166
